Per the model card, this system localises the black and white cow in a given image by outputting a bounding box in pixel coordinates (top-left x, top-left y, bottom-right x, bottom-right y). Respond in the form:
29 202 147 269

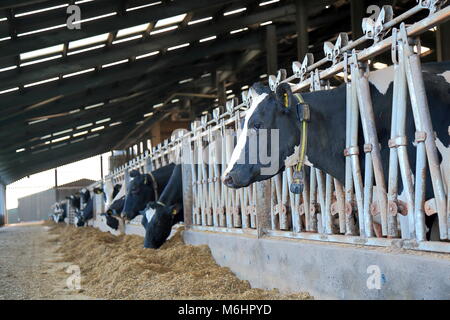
75 188 94 227
51 201 67 223
223 61 449 239
121 163 176 220
142 164 184 249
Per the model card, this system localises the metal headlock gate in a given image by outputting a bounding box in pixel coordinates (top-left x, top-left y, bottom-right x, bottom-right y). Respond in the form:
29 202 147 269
185 1 450 253
84 1 449 253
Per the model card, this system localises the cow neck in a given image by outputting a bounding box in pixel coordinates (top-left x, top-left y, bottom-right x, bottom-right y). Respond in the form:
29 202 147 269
157 165 183 206
299 85 347 184
150 163 176 196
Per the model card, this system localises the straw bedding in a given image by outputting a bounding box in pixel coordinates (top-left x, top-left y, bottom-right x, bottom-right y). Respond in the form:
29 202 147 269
49 223 312 300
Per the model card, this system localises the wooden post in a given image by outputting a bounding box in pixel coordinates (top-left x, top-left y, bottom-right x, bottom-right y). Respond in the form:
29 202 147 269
265 24 278 76
295 0 309 60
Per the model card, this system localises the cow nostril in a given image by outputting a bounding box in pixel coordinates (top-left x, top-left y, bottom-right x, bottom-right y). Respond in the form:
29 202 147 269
223 174 233 186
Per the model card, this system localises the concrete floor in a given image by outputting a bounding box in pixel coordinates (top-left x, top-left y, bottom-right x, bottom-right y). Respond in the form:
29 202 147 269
0 222 93 300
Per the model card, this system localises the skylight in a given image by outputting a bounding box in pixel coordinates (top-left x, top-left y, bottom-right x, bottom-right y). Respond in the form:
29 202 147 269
200 36 216 42
15 4 69 18
167 43 190 51
154 13 187 28
259 0 280 6
20 44 64 60
126 1 162 12
112 34 142 44
188 16 213 25
223 8 247 16
69 33 109 49
0 87 19 95
116 23 150 38
62 68 95 78
67 44 105 56
24 77 59 88
150 25 178 35
20 55 62 67
136 51 159 59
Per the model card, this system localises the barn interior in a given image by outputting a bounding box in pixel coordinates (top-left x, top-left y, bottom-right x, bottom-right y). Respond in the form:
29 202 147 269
0 0 449 301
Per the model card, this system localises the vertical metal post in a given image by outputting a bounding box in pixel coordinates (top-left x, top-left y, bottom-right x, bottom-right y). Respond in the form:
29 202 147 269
348 64 365 236
256 180 272 238
400 24 447 239
124 168 130 194
265 24 278 76
181 134 193 228
344 69 357 235
295 0 308 60
0 183 6 226
100 155 104 180
352 55 389 236
390 34 415 239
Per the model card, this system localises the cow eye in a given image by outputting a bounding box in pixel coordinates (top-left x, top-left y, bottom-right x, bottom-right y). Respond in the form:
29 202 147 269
253 123 262 130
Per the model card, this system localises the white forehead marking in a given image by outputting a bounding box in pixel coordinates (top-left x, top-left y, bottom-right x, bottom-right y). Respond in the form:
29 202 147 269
368 65 394 95
438 71 450 84
145 207 156 222
107 184 125 210
223 92 268 177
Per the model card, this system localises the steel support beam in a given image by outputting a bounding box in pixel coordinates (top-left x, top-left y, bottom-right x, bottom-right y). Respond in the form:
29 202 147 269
295 0 309 60
351 0 365 45
265 24 278 76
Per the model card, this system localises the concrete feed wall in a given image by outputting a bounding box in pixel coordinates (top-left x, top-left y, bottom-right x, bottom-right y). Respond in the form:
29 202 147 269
184 230 450 300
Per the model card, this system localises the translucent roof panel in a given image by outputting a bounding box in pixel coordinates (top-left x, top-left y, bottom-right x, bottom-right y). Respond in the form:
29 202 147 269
68 33 110 50
20 44 64 60
154 13 187 28
116 23 150 38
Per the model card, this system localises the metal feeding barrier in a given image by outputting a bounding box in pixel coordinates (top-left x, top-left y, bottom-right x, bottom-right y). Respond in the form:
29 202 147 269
184 1 450 253
82 1 449 253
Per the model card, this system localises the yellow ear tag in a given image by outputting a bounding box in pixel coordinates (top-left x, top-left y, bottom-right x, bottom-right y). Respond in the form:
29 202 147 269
283 93 289 108
172 209 177 215
144 176 148 185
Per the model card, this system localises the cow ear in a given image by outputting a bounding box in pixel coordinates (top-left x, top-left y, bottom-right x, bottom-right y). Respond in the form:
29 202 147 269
275 83 295 109
129 170 141 178
168 204 178 216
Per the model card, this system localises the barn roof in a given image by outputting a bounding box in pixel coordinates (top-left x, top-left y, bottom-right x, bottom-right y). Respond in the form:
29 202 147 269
0 0 429 185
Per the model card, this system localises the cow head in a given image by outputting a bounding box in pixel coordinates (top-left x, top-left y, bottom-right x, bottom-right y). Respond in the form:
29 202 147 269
122 170 155 220
80 188 91 203
143 201 181 249
67 194 80 209
223 82 301 188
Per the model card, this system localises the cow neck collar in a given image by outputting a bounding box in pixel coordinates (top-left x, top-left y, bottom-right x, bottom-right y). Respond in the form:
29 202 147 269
284 92 310 193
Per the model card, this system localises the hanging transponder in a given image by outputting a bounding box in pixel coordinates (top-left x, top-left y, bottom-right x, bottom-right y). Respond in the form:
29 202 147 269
290 169 305 194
